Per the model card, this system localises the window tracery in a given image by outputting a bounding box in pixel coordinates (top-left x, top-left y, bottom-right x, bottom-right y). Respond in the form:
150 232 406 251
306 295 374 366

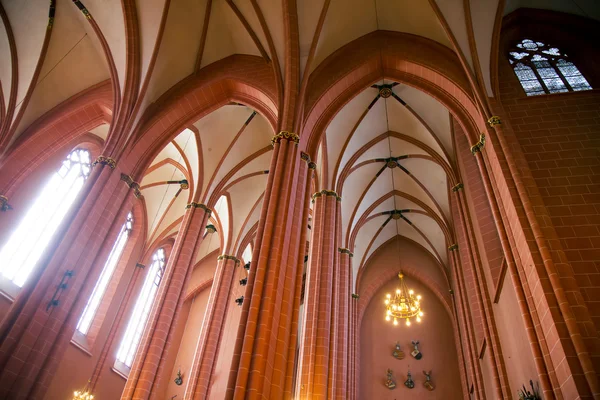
116 247 166 368
0 148 91 287
509 39 592 96
76 212 134 335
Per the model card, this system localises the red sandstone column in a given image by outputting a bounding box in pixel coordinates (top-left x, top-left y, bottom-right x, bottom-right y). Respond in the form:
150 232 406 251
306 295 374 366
296 190 338 399
121 203 210 400
332 248 352 399
0 160 137 400
226 133 312 400
185 255 239 399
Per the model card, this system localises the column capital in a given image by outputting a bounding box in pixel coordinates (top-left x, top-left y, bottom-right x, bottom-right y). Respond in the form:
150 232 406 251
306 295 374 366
448 244 459 251
271 131 299 146
0 195 12 211
301 152 317 170
451 183 464 192
205 224 217 233
312 189 341 202
338 248 354 257
120 174 142 198
487 116 501 127
218 254 240 265
470 133 486 155
135 263 146 269
185 202 211 215
351 293 360 300
92 155 117 169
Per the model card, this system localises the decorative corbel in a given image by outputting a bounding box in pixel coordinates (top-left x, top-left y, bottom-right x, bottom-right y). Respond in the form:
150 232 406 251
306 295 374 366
470 133 486 155
0 196 13 212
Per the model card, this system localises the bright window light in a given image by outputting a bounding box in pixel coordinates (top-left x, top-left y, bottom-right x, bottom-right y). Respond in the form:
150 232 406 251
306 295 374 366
0 148 91 287
116 248 166 367
76 212 133 335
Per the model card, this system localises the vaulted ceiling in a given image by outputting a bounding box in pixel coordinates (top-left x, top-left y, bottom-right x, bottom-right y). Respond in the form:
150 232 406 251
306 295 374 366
1 0 598 276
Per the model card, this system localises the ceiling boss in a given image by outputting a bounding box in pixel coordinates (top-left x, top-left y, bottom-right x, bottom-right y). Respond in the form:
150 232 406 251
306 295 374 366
384 272 423 326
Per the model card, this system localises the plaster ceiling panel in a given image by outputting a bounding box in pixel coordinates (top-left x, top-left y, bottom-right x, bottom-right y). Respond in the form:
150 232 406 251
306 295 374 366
326 87 379 187
193 106 253 198
388 137 430 159
352 216 390 282
504 0 600 20
85 0 126 92
314 141 323 190
408 213 447 265
140 0 208 107
214 195 230 252
228 174 267 250
231 0 270 57
0 15 12 114
310 0 377 74
15 32 108 137
207 110 272 195
89 124 110 141
237 196 263 254
173 129 199 194
393 85 453 159
393 219 438 263
338 99 388 176
402 158 449 220
341 163 384 241
369 195 425 217
367 197 396 221
375 0 452 48
143 183 182 239
151 191 189 243
349 168 394 238
385 95 446 161
297 0 327 79
141 162 187 187
228 151 272 184
432 0 474 69
201 0 261 68
470 0 498 96
149 142 180 168
391 169 442 219
256 0 284 75
136 0 169 85
3 0 48 117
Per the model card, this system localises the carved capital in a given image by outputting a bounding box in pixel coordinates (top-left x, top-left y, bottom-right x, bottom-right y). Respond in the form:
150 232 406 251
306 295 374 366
0 195 12 212
352 293 360 300
205 224 217 233
308 162 317 170
136 263 146 269
338 248 354 257
312 190 341 202
448 244 459 252
487 116 501 127
93 155 117 169
271 131 299 146
121 174 142 198
185 202 212 215
470 133 486 155
73 0 92 19
451 183 464 193
218 254 240 265
300 152 310 162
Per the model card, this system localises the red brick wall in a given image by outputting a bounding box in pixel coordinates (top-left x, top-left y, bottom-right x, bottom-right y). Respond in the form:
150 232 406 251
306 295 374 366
498 37 600 337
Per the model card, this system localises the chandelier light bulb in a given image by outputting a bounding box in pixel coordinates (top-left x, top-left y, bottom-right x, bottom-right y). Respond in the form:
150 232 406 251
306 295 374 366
385 299 389 305
406 319 411 326
386 315 391 321
417 295 422 300
409 289 414 295
387 293 391 299
417 316 421 322
419 311 424 317
393 318 398 326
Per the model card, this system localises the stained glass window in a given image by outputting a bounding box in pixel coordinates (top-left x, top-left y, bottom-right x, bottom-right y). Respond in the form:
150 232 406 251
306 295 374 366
0 149 91 287
509 39 592 96
77 212 133 335
116 248 166 368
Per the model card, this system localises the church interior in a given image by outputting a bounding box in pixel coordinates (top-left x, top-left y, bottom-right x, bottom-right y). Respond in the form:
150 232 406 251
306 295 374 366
0 0 598 399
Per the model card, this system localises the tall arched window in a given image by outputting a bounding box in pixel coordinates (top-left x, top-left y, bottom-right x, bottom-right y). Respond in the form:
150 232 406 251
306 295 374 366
76 212 134 335
0 148 91 287
509 39 592 96
116 247 166 369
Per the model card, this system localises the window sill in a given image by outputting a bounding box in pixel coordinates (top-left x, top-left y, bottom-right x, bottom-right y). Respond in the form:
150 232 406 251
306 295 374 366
0 276 20 302
519 87 599 100
70 331 93 357
112 360 130 380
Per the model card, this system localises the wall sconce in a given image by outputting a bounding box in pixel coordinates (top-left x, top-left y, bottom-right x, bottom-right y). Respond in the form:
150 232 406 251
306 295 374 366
174 369 183 386
235 296 244 306
239 277 248 286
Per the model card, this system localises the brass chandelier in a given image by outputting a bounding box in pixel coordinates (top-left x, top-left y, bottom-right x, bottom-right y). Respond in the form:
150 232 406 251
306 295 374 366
384 272 423 326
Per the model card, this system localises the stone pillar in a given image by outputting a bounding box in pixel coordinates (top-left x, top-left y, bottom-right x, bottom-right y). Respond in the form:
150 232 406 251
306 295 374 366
331 248 352 399
121 203 211 400
226 133 312 400
348 295 359 400
0 160 136 399
296 189 339 399
185 255 239 399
